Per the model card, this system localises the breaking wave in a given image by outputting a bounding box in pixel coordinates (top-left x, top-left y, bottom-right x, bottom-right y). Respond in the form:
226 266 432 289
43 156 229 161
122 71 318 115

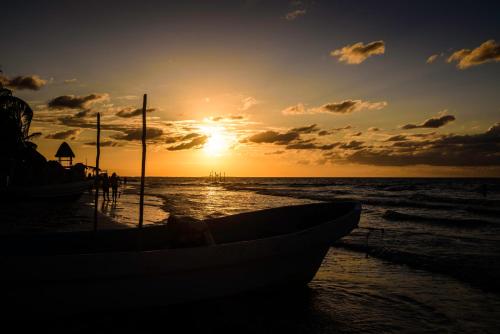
334 241 500 294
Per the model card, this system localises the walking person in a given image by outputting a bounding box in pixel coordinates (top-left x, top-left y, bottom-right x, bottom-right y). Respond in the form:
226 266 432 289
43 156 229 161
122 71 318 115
102 173 110 201
87 172 93 195
110 172 119 202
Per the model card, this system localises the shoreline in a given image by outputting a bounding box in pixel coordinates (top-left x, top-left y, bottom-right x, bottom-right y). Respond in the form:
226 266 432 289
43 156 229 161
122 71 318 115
0 185 169 235
0 193 129 234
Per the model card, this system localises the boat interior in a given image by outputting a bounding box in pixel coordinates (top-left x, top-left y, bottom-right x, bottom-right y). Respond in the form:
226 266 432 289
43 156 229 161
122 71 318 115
0 202 358 255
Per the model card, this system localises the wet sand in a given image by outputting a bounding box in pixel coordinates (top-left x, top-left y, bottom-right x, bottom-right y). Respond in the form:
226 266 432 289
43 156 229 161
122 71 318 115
0 194 123 234
0 186 168 234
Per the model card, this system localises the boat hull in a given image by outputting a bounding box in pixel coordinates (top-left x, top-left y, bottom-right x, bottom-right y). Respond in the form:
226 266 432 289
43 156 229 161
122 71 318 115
1 202 360 312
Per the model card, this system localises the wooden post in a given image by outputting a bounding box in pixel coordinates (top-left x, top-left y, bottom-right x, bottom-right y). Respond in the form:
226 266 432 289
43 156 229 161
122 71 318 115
93 113 101 232
138 94 147 230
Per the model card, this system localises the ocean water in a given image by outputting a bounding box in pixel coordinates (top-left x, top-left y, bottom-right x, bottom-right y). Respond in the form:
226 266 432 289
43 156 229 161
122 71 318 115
69 177 499 334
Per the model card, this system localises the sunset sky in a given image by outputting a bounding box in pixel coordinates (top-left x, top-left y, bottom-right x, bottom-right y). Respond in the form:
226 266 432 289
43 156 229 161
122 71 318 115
2 0 499 176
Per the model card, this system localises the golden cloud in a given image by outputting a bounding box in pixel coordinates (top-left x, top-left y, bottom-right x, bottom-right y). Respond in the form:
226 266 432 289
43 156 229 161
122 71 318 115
330 41 385 64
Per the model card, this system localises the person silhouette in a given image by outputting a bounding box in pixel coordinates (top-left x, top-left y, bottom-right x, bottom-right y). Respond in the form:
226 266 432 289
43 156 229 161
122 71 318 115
110 172 119 202
101 173 110 201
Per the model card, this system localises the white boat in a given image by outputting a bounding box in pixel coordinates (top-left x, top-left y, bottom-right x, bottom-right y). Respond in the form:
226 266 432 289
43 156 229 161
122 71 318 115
0 201 360 313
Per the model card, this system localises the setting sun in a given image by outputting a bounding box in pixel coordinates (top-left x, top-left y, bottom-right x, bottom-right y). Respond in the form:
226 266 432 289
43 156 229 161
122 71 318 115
201 126 232 157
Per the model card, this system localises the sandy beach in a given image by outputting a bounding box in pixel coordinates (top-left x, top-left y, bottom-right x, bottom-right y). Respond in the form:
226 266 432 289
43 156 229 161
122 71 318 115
0 185 168 234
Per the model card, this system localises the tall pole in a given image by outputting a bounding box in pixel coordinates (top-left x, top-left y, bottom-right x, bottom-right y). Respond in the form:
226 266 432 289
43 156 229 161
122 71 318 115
93 112 101 232
138 94 147 230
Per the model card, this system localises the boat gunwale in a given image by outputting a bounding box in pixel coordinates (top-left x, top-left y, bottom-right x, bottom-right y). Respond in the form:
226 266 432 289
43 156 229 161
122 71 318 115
1 201 361 259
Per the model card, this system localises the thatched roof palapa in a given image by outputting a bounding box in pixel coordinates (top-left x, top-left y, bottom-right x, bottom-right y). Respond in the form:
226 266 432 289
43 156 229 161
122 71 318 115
55 142 75 158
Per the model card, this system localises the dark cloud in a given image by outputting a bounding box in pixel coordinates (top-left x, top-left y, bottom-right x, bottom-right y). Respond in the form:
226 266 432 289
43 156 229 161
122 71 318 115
164 132 203 144
167 135 208 151
48 93 108 110
319 125 353 136
245 124 365 152
402 114 456 129
84 140 123 147
56 115 129 133
164 136 181 144
447 40 500 69
314 100 387 114
49 105 155 137
391 140 432 148
347 123 500 166
264 150 285 155
75 109 94 118
247 130 300 145
112 127 163 141
0 74 47 90
286 142 338 150
439 122 500 145
57 116 95 129
290 124 319 134
330 41 385 64
318 100 356 114
164 133 209 150
412 132 436 137
386 135 408 142
282 99 387 115
45 129 81 140
181 132 202 140
116 107 155 118
338 140 365 150
245 124 353 152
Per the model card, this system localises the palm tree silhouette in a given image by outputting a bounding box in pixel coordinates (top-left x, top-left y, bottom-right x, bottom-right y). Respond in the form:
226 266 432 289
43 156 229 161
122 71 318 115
0 69 41 153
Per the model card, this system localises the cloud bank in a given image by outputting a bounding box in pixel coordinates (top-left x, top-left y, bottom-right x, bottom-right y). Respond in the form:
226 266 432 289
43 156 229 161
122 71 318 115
348 123 500 166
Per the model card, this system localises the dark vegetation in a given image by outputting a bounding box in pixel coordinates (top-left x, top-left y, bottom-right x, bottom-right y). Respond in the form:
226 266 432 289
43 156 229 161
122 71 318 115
0 86 85 186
